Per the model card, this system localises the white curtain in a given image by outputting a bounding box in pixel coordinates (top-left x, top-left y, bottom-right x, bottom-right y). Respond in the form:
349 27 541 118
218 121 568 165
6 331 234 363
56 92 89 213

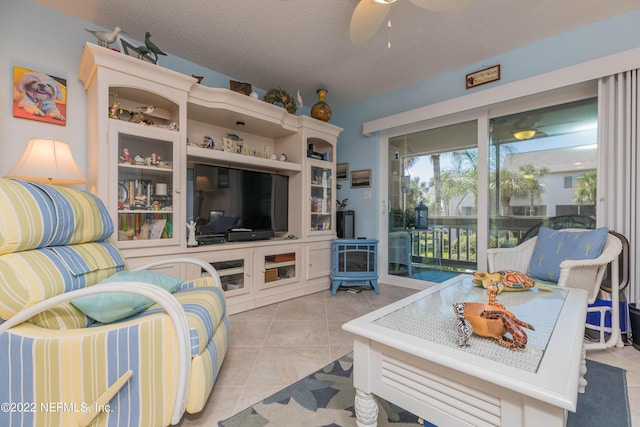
597 70 639 304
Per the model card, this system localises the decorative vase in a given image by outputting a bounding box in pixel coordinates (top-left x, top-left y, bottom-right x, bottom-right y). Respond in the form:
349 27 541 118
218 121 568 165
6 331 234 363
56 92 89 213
311 88 332 122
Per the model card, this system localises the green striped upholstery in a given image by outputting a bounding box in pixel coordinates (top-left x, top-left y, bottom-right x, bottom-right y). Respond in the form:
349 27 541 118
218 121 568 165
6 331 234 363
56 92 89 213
0 242 126 328
0 179 229 426
1 314 181 427
0 281 230 426
0 180 112 255
0 179 122 329
33 183 113 245
145 284 231 414
145 285 227 356
187 314 230 413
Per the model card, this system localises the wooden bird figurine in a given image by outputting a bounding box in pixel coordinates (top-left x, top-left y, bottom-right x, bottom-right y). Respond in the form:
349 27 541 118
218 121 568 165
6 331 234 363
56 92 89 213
85 26 124 47
144 32 167 61
135 44 150 59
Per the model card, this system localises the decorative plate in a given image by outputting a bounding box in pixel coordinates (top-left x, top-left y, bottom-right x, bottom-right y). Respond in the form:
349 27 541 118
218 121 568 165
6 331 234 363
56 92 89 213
118 183 128 203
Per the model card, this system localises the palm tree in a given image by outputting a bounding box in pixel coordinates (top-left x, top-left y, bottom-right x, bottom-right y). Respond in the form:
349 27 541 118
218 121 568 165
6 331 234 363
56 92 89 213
497 168 527 216
430 154 443 216
452 150 479 212
436 171 462 215
406 176 429 211
574 171 597 205
518 164 549 215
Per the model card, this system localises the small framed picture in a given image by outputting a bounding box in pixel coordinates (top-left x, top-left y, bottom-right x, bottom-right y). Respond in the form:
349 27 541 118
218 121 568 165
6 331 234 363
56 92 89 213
351 169 371 188
337 163 348 180
13 66 67 126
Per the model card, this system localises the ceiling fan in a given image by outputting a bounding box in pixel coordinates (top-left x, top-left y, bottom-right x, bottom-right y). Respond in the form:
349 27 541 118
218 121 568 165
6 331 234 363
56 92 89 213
511 115 547 140
350 0 475 45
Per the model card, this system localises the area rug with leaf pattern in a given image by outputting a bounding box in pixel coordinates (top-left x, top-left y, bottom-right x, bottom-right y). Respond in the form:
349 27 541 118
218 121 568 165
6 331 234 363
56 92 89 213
218 352 630 427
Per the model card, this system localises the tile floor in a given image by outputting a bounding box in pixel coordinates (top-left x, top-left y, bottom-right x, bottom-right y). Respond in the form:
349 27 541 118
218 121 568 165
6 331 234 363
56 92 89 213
178 283 640 426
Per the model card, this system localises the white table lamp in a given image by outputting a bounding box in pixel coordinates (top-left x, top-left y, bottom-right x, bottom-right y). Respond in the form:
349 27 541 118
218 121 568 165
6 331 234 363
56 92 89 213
4 138 88 185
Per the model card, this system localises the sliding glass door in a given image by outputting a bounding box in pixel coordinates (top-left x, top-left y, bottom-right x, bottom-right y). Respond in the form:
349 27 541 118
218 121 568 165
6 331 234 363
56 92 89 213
388 120 478 282
489 98 598 248
385 94 598 285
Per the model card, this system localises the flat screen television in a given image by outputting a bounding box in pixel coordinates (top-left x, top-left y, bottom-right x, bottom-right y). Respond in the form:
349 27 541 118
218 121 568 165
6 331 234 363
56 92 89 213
191 163 288 238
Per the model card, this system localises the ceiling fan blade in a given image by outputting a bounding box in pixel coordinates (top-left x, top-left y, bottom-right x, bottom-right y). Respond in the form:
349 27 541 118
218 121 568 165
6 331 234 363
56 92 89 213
350 0 389 45
409 0 474 12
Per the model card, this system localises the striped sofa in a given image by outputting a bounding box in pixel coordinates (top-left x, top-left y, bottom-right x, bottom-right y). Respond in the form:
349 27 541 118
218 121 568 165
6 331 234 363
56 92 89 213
0 179 229 427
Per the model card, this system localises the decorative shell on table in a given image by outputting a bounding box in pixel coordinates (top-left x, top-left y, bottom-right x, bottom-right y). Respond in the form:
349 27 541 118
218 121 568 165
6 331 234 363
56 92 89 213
263 88 297 114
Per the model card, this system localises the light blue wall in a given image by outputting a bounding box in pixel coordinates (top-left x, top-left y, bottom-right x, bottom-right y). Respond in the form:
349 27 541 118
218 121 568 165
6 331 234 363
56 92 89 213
332 9 640 238
3 0 640 241
1 0 241 178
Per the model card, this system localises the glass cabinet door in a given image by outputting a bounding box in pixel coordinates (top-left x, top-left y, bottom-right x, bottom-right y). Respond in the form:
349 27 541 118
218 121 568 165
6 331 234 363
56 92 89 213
111 124 180 247
309 164 332 233
208 259 246 293
264 252 296 284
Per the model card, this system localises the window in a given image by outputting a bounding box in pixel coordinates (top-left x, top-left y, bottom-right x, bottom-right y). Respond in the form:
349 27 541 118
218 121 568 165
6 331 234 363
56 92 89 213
564 175 583 189
489 97 598 247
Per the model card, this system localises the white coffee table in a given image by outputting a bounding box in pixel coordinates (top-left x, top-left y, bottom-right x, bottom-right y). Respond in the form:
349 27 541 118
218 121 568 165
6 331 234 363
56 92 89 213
342 275 589 427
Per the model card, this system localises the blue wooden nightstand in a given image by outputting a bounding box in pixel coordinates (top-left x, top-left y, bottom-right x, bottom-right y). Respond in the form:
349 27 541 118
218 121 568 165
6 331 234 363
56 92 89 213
331 238 379 295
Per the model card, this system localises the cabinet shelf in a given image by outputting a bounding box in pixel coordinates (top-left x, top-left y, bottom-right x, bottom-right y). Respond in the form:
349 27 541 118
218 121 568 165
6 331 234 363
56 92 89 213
187 145 302 172
188 85 299 139
265 260 296 269
118 163 173 174
118 209 173 214
217 266 244 277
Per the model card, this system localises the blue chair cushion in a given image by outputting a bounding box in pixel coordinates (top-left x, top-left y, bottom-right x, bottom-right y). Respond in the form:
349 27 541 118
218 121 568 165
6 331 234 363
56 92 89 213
527 226 608 282
71 270 182 323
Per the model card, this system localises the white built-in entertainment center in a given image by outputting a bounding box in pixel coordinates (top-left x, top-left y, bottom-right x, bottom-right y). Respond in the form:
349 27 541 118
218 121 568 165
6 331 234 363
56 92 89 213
78 43 342 313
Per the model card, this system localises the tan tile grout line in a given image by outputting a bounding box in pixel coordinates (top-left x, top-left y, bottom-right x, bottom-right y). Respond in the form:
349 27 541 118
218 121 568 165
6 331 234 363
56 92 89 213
230 301 280 415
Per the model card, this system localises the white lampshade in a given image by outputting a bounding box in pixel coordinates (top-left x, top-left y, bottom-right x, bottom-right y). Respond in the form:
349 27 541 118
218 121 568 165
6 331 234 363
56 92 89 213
4 138 88 185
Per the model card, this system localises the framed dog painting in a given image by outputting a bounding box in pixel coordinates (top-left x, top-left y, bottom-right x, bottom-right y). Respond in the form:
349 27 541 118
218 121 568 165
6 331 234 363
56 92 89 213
13 66 67 126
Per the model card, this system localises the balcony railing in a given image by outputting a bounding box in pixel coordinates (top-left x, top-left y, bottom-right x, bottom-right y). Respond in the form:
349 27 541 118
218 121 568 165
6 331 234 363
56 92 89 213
395 216 546 270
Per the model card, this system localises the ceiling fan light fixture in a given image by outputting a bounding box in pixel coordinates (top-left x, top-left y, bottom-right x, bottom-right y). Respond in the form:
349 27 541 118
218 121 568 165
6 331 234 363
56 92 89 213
513 129 537 140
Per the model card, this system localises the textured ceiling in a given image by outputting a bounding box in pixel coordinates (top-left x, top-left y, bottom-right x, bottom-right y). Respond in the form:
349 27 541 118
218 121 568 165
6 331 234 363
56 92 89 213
34 0 640 110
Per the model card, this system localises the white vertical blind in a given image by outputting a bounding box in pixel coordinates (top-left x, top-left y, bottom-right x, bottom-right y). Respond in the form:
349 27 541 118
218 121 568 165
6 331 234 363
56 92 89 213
597 70 639 304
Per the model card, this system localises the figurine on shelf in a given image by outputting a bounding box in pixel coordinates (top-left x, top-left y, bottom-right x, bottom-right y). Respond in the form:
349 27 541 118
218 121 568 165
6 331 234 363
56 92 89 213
120 148 131 163
125 228 136 240
136 106 155 115
134 154 145 165
161 121 179 131
129 111 151 124
187 220 197 247
202 135 215 149
134 194 147 206
152 200 161 210
279 153 287 161
151 152 158 166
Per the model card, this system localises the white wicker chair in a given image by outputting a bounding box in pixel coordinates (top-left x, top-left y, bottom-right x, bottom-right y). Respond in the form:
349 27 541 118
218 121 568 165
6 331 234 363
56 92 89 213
487 229 623 350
